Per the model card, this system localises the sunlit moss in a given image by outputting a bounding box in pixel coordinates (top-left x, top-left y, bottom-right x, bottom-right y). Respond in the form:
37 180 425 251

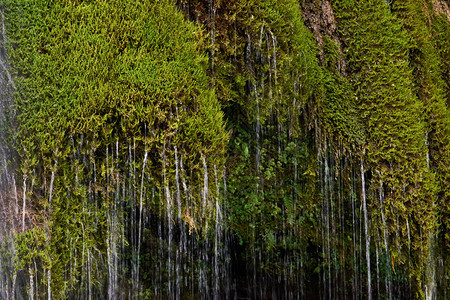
4 0 227 296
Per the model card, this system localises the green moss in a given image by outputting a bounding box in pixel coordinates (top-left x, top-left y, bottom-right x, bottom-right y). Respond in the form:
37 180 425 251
332 0 440 296
4 0 227 296
391 0 450 293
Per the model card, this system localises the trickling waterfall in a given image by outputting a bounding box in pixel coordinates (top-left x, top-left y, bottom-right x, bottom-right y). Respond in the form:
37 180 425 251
378 180 392 300
213 165 221 300
361 160 371 300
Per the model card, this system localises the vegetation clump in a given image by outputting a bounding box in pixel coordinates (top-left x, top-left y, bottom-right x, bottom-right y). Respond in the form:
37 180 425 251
3 0 227 296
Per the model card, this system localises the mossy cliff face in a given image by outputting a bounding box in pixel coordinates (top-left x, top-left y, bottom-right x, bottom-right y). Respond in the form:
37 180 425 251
0 0 448 298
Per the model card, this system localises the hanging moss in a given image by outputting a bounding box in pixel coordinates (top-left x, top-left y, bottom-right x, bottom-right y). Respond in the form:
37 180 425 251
3 0 227 296
332 0 439 296
390 0 450 294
